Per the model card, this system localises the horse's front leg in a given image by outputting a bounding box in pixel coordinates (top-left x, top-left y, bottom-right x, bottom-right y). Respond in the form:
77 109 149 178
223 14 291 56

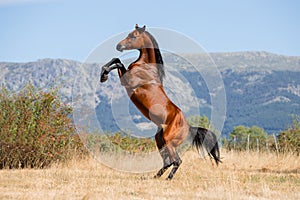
100 58 125 82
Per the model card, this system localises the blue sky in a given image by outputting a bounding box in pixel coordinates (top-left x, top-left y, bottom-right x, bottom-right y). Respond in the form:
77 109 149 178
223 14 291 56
0 0 299 62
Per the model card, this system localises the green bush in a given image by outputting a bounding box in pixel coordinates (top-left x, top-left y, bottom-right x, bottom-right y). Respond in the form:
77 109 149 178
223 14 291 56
225 125 267 151
0 84 86 169
84 132 157 154
187 115 221 138
276 116 300 155
187 115 211 129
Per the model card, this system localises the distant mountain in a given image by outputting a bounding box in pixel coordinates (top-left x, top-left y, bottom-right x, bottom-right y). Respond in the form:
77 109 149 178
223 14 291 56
1 51 300 136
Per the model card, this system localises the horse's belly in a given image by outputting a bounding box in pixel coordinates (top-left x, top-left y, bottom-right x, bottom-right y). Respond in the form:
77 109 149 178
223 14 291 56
128 84 178 127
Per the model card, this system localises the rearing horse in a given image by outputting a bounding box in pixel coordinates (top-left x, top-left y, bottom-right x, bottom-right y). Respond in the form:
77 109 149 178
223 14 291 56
100 24 221 179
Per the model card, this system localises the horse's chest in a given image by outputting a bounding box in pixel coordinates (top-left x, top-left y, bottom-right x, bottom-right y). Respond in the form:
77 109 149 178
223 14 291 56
121 65 160 89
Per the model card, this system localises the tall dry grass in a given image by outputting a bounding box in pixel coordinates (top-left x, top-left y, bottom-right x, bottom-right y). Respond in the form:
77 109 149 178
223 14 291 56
0 150 299 200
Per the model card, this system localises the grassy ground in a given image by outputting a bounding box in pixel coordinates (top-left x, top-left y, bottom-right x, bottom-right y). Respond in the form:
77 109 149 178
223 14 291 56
0 150 299 200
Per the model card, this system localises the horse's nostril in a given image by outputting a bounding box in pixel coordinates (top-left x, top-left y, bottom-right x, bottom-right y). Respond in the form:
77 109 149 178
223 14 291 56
116 44 121 50
116 44 125 52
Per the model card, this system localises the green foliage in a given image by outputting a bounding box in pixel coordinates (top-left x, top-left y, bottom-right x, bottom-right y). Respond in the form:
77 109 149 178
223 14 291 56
187 115 210 129
225 125 267 151
221 117 300 154
187 115 220 138
0 84 86 169
85 131 157 154
276 115 300 155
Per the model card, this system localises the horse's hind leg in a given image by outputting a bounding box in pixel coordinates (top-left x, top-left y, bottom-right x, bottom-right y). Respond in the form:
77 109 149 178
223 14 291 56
154 128 183 180
154 128 172 178
166 147 182 180
154 146 172 178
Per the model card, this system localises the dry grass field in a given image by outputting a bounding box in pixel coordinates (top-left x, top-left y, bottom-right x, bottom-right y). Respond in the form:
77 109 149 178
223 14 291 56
0 150 299 200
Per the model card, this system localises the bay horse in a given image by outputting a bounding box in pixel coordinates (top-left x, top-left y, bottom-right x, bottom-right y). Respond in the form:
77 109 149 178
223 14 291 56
100 24 221 179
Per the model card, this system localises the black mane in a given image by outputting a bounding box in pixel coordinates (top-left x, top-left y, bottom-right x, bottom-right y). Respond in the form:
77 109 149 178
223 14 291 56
144 31 165 83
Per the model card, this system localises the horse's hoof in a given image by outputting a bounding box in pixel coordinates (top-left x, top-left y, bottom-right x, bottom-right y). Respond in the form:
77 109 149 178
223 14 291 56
154 175 160 179
100 74 108 82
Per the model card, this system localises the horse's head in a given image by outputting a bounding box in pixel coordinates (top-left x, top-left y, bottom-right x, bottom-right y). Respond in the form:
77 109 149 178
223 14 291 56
116 24 151 52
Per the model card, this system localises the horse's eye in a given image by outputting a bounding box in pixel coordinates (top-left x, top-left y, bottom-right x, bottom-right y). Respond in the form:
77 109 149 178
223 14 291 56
131 35 136 40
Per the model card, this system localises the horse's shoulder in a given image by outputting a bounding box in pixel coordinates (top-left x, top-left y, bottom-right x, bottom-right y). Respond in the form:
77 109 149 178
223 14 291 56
128 63 139 70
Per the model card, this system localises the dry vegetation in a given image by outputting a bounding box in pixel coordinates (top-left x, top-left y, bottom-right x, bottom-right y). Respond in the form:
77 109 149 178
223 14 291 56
1 81 300 199
0 150 299 200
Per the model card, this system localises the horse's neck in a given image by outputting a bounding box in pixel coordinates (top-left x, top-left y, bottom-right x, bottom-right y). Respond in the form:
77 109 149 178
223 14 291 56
134 48 157 66
123 47 162 88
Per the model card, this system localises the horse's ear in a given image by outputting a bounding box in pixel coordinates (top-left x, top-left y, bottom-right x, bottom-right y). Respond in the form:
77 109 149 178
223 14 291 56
135 24 146 33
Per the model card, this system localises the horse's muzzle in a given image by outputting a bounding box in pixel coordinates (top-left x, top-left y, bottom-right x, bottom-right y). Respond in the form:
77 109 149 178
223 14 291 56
116 43 126 52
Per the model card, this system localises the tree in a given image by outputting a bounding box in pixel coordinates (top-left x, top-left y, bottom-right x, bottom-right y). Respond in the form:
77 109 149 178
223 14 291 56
186 115 220 138
187 115 211 129
227 125 267 151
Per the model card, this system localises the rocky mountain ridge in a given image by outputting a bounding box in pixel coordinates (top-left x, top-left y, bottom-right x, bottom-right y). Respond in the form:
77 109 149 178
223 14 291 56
1 51 299 136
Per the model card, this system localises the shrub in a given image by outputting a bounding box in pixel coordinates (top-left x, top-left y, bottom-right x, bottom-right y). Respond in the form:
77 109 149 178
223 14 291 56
0 84 86 169
187 115 211 129
276 116 300 155
225 125 267 151
84 131 157 154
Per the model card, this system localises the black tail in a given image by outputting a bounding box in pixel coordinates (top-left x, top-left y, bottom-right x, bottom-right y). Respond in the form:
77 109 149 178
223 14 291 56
189 126 222 165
